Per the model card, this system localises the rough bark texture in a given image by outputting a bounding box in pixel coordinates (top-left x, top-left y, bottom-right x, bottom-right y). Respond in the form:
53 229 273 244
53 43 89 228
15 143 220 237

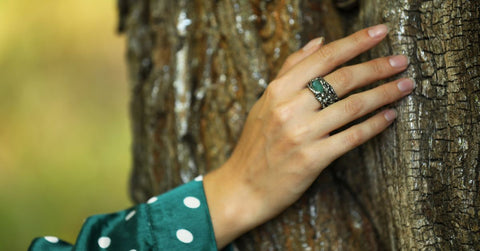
118 0 480 250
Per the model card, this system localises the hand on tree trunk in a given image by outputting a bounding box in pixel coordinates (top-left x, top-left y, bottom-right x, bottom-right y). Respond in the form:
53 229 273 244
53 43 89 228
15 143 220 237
203 24 414 249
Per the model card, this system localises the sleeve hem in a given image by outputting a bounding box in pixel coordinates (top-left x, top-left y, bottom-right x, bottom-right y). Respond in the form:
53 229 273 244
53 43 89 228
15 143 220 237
147 178 219 250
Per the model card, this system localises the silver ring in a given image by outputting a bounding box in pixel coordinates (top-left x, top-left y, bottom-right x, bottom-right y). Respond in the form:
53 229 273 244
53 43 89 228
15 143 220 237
307 76 339 108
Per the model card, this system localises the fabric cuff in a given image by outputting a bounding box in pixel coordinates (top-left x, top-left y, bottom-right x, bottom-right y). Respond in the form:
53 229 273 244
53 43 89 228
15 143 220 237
147 177 218 250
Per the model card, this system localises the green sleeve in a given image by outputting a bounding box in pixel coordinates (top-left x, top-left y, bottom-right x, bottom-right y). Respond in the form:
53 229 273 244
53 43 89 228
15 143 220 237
29 177 226 250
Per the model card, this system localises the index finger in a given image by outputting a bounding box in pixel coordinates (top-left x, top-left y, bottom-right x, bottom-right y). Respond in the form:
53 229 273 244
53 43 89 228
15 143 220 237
278 24 389 93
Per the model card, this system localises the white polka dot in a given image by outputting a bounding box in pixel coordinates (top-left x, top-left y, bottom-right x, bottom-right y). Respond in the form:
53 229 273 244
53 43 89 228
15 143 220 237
183 196 201 208
44 236 59 243
129 249 137 251
125 210 136 221
98 237 111 248
176 229 194 243
147 196 158 204
194 175 203 181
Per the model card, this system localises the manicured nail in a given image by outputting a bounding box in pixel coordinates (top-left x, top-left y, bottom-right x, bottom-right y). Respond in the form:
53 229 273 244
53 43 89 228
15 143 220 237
397 78 415 92
389 55 409 68
368 24 388 38
302 37 325 51
384 109 397 121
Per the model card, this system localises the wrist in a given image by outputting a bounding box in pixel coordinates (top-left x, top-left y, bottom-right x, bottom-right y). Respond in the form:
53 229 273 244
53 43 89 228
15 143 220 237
203 160 264 248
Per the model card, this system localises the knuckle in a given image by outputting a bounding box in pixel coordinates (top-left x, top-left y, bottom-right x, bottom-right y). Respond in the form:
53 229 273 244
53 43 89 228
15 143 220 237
271 108 287 125
351 32 363 45
371 60 386 74
284 130 301 147
264 80 282 100
345 129 364 147
282 124 310 149
266 79 280 92
285 124 310 145
293 125 310 140
380 84 396 102
370 118 382 131
316 44 335 62
343 94 364 115
296 149 313 168
271 103 292 125
332 68 352 86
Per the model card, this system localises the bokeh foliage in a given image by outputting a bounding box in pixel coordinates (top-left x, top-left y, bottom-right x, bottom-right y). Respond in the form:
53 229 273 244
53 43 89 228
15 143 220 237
0 1 131 250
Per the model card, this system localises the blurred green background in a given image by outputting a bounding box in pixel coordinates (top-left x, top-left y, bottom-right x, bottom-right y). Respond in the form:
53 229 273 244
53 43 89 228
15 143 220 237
0 1 131 250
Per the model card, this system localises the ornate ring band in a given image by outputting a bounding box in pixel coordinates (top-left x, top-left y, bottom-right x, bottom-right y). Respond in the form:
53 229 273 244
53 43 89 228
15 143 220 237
307 76 339 108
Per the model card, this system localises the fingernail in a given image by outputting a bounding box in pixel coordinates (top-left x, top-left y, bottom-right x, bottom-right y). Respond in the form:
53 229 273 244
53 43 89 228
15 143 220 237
368 24 388 38
397 78 415 92
302 37 325 51
389 55 409 68
384 109 397 121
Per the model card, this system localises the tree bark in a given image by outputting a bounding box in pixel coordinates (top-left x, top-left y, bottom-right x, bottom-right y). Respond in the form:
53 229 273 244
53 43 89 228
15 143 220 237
118 0 480 249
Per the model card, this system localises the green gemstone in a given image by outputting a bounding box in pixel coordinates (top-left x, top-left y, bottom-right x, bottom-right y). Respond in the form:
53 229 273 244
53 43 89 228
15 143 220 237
312 79 324 93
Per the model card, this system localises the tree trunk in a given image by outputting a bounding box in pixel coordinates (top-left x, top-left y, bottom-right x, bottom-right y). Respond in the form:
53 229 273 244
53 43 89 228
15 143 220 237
118 0 480 250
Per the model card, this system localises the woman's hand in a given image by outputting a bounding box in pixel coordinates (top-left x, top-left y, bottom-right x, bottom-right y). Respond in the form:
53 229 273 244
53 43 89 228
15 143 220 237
204 24 414 249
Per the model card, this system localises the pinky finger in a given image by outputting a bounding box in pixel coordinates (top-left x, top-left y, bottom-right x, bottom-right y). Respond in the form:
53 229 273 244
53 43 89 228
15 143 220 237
319 109 397 164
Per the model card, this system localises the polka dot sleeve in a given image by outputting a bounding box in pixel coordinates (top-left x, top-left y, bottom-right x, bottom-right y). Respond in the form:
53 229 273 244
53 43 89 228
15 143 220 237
29 176 232 250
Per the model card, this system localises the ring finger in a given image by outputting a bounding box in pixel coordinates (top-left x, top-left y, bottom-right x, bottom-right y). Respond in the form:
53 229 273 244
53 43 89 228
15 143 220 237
301 54 409 111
